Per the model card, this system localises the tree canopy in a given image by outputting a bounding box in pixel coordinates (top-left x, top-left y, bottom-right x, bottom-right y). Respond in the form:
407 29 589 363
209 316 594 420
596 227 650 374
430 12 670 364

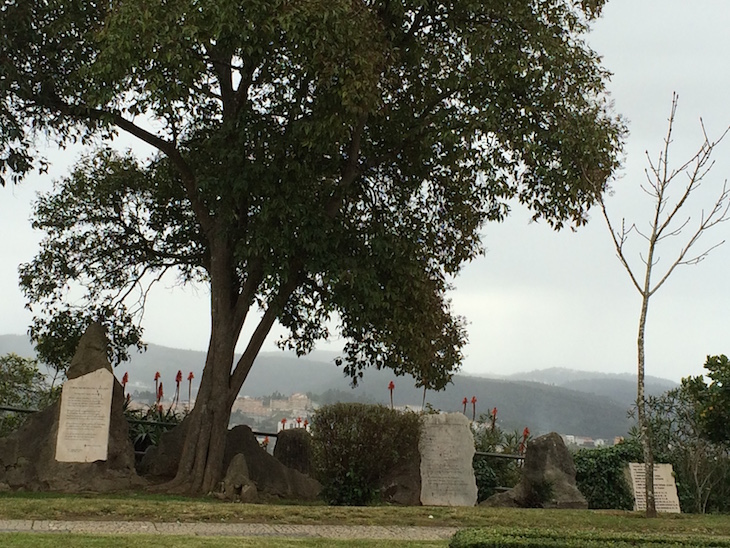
686 355 730 446
3 0 624 492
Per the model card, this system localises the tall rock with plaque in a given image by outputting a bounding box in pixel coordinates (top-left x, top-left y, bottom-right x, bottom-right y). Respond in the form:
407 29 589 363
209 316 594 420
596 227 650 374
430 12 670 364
0 323 143 492
419 413 478 506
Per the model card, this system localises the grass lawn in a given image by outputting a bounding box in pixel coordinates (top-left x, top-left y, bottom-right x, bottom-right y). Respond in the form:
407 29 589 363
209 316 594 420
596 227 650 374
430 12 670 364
1 492 730 546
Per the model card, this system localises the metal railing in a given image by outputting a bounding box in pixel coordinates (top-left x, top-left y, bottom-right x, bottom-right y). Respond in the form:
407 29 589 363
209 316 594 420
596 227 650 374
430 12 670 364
475 451 523 461
0 405 278 438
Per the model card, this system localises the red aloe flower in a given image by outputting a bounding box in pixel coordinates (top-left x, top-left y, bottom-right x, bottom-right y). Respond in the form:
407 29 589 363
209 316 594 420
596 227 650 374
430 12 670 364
296 416 302 426
154 371 161 396
519 427 530 455
121 372 128 388
471 396 477 421
491 407 498 430
157 382 164 405
280 417 287 431
388 381 395 409
174 370 182 407
187 372 194 406
462 397 468 415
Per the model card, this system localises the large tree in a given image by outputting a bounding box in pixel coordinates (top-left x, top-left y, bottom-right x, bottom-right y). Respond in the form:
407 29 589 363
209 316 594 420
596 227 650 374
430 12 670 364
2 0 623 493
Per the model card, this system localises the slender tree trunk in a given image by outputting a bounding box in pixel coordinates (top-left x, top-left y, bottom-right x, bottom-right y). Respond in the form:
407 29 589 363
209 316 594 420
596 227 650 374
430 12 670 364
637 289 657 517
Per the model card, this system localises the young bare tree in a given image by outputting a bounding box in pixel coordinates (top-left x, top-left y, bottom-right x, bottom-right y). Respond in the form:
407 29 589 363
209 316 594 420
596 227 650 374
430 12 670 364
598 93 730 517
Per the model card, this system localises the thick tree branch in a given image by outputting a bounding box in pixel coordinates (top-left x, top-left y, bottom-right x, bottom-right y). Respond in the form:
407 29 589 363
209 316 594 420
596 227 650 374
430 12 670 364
43 97 214 235
228 264 304 402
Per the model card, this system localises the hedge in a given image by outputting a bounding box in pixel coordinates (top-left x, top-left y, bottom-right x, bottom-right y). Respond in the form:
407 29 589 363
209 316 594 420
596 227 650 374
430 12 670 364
450 528 730 548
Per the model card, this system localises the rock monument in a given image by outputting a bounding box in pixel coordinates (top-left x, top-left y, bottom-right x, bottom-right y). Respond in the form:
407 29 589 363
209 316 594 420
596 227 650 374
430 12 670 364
419 413 478 506
627 462 681 513
0 323 143 492
481 432 587 509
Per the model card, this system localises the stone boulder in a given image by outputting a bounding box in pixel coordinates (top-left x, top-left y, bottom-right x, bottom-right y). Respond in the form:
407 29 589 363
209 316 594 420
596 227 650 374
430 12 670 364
219 454 258 503
141 423 321 500
273 428 313 475
379 459 422 506
138 418 189 479
225 425 321 500
480 432 587 509
0 323 144 492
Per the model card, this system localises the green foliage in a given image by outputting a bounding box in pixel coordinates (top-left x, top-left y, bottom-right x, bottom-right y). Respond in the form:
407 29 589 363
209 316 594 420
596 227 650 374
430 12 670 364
573 439 641 510
3 0 625 490
310 403 420 505
0 354 59 436
471 416 525 502
690 355 730 446
5 0 624 383
449 527 730 548
124 403 185 453
629 372 730 514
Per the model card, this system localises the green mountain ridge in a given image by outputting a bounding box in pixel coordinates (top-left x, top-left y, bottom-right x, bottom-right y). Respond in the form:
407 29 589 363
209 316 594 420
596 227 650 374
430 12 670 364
1 334 676 439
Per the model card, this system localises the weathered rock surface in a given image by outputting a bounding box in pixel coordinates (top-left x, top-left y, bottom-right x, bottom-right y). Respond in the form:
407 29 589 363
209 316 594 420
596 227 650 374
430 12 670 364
0 323 144 492
219 454 258 503
66 322 114 380
141 423 322 500
138 418 189 479
480 432 587 509
273 428 313 475
379 460 422 506
419 413 477 506
225 425 321 500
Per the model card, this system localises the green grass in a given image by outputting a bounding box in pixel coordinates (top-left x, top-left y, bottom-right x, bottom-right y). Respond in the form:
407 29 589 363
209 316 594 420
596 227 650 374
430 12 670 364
0 534 445 548
1 492 730 542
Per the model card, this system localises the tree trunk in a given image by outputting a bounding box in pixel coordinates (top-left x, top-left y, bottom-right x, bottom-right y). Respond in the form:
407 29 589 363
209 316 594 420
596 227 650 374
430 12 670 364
170 315 237 493
167 233 240 494
637 290 657 518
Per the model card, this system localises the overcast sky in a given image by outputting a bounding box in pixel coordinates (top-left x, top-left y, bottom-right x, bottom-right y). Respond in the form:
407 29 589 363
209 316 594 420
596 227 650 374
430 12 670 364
2 0 730 382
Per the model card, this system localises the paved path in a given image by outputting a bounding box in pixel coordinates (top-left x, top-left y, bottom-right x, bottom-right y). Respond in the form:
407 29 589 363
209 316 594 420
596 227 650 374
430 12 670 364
0 520 458 540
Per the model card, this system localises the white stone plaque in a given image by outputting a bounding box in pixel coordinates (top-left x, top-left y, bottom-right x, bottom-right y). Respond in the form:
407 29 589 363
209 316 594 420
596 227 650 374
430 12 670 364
419 413 478 506
628 463 681 513
55 368 114 463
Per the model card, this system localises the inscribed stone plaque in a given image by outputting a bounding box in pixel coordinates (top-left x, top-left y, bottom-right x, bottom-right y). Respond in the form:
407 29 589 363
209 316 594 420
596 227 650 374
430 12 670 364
55 368 114 463
628 463 681 513
419 413 478 506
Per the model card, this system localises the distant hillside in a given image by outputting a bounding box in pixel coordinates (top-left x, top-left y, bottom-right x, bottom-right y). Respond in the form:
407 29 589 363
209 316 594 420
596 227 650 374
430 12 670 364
504 367 678 408
0 334 34 359
0 334 669 439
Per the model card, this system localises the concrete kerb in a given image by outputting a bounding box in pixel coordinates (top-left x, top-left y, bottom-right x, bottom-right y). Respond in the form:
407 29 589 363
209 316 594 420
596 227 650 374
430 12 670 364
0 520 459 540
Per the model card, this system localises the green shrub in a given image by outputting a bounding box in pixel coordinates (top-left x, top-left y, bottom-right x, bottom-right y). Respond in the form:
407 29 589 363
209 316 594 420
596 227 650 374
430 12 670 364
310 403 420 505
573 439 642 510
124 403 184 453
0 353 60 436
449 527 730 548
471 420 523 502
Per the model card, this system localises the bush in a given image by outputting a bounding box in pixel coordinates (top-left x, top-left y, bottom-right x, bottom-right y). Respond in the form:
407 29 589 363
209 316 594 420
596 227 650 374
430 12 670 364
573 439 642 510
310 402 420 505
471 419 523 502
449 528 730 548
0 353 59 436
124 403 185 453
